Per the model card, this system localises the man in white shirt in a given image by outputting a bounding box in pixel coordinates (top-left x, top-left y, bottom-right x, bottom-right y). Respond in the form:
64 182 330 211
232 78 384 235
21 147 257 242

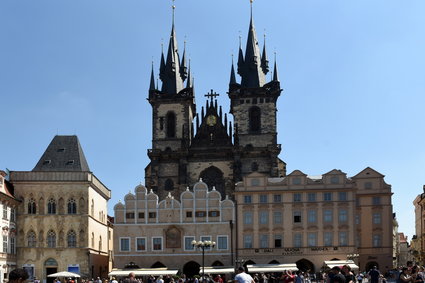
234 267 255 283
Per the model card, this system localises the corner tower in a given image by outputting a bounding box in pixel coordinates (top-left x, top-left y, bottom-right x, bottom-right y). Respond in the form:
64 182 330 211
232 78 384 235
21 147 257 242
146 5 195 199
228 2 286 179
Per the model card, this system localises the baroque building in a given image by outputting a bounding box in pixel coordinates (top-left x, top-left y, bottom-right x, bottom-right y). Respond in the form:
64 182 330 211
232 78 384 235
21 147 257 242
234 168 394 273
144 4 285 201
0 170 20 283
113 180 234 276
9 136 112 282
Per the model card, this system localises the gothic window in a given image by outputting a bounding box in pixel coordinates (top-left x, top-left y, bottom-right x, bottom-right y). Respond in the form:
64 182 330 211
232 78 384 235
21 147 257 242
166 112 176 138
67 230 77 248
47 198 56 214
68 198 77 214
28 199 36 214
27 231 36 247
164 179 174 191
47 230 56 248
199 166 225 198
249 106 261 133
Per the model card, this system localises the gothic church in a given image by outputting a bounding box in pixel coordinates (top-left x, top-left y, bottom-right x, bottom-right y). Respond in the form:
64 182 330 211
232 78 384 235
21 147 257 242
145 4 286 200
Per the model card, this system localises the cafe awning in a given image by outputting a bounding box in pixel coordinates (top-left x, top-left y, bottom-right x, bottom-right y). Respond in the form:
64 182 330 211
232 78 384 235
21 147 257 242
324 260 359 270
246 264 298 273
202 267 235 274
108 268 179 277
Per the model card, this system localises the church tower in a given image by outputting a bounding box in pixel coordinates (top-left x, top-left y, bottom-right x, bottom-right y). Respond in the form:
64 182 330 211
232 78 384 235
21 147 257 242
228 2 286 179
145 5 195 199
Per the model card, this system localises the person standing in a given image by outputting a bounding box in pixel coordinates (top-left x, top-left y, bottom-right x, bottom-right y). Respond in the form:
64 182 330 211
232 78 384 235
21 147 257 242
234 267 255 283
329 267 346 283
8 269 29 283
368 267 381 283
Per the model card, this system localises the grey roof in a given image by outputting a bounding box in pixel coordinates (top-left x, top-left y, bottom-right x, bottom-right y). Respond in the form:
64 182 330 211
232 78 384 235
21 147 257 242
32 135 90 172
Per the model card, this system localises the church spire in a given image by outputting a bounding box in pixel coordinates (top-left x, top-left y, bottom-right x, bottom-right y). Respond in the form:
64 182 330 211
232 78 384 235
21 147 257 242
238 0 267 88
261 33 269 74
159 3 185 95
180 40 188 81
149 61 156 91
273 52 279 82
229 55 237 85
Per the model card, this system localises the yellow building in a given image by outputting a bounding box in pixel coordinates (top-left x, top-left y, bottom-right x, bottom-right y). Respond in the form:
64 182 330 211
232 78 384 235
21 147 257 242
9 135 112 282
234 168 394 273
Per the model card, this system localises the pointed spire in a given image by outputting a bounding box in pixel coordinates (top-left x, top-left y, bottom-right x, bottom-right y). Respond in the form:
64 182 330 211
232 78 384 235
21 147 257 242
261 33 269 74
230 55 237 85
149 61 156 91
159 42 166 79
186 58 192 88
180 40 188 81
238 0 267 88
237 35 244 76
273 52 279 81
159 2 184 94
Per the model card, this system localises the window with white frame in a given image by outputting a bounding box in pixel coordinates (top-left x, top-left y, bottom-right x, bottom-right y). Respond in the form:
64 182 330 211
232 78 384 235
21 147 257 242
217 236 228 250
136 237 146 251
3 205 7 219
244 235 253 248
3 236 7 253
244 211 253 225
10 208 15 222
338 209 348 223
324 232 333 246
120 238 130 251
259 234 269 248
10 237 15 254
259 211 268 225
152 237 162 251
184 236 195 251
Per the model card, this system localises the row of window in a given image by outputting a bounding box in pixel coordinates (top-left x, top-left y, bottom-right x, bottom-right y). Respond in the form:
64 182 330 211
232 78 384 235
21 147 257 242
119 235 229 252
243 232 383 248
243 193 381 204
27 230 79 248
243 210 382 225
125 210 220 220
27 198 78 214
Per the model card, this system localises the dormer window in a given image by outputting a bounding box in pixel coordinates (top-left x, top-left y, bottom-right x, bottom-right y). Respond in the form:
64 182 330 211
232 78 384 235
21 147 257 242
43 160 51 165
57 148 66 152
66 160 74 165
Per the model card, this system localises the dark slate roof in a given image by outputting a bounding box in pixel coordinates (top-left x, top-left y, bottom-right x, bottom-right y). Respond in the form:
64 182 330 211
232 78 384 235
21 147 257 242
32 135 90 172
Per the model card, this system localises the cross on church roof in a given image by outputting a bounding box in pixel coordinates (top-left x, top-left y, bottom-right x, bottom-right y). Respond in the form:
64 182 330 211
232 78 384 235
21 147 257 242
204 89 219 102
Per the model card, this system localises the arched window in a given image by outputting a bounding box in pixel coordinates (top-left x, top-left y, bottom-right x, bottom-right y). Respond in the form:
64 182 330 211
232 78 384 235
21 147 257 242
27 231 36 247
47 230 56 248
164 179 174 191
199 166 225 198
99 236 102 250
67 230 77 248
166 112 176 138
249 106 261 133
28 199 36 214
47 198 56 214
68 198 77 214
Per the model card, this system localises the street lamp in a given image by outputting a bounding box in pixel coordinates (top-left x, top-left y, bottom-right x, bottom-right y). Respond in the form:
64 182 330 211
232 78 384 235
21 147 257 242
192 240 216 282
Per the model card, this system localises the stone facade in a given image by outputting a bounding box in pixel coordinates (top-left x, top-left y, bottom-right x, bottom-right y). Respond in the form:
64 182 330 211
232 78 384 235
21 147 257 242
9 136 112 282
113 180 235 276
234 168 394 273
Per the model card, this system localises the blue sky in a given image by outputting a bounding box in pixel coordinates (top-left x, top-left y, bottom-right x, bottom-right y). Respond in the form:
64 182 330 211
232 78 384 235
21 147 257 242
1 0 424 239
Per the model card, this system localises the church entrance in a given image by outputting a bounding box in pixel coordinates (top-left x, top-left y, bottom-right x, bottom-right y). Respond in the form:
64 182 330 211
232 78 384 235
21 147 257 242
45 258 58 283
